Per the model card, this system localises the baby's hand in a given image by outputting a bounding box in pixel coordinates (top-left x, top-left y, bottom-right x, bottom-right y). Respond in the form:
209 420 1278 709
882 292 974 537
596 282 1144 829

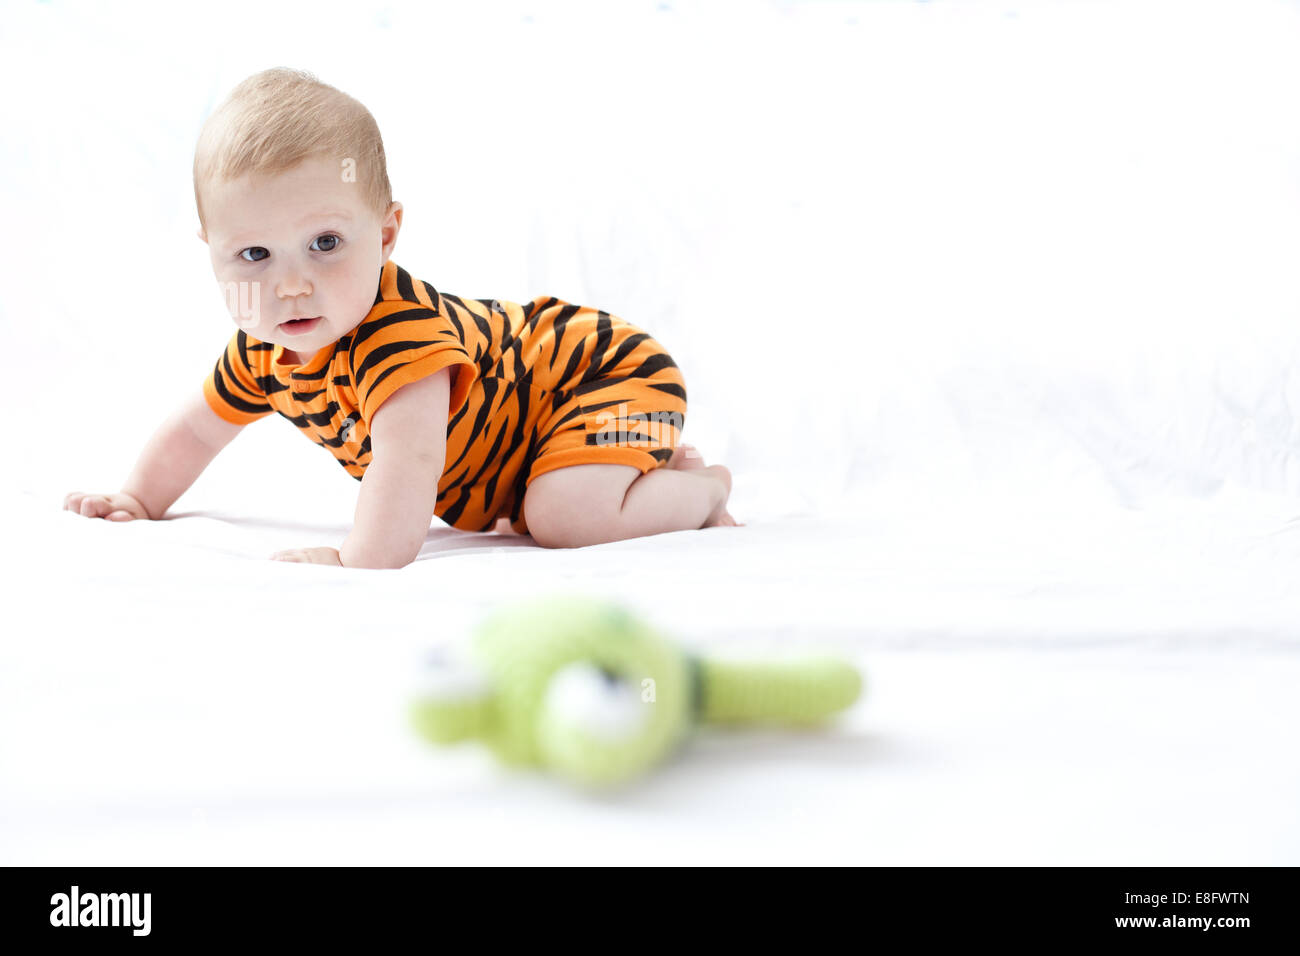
63 491 151 521
270 546 342 566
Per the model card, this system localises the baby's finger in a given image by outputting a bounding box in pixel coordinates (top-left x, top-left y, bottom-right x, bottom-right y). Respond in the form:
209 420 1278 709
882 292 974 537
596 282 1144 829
63 492 83 510
79 496 106 517
105 510 134 521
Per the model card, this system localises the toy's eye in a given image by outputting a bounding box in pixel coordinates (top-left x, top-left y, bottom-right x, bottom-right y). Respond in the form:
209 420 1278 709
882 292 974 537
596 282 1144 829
542 662 649 742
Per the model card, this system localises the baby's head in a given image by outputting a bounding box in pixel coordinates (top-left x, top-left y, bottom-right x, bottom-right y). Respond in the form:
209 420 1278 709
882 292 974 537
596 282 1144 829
194 67 401 354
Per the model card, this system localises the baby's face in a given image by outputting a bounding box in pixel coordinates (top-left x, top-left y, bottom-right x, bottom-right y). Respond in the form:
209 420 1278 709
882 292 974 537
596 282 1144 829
200 155 400 356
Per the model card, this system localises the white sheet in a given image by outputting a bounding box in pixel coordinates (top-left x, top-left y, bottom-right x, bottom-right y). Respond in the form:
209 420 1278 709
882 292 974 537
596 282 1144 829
4 478 1298 864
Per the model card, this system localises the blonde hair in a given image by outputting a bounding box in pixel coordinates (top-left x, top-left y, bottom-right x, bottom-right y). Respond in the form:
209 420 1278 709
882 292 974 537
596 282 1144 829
193 67 392 229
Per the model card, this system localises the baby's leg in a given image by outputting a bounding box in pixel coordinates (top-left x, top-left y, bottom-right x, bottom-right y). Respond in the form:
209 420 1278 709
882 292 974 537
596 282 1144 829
523 456 734 548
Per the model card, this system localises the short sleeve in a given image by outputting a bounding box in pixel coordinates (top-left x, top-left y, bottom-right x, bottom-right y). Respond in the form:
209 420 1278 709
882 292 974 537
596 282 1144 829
202 329 274 425
349 304 479 424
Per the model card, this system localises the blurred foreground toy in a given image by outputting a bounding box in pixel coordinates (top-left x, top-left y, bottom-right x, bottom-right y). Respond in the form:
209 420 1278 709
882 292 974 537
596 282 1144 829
409 595 863 789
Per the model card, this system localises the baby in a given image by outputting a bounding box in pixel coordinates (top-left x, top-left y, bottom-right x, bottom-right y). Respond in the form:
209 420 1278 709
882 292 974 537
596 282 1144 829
63 68 739 568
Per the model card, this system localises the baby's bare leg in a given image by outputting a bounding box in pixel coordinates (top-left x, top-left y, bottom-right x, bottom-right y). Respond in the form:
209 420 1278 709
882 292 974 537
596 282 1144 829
523 459 733 548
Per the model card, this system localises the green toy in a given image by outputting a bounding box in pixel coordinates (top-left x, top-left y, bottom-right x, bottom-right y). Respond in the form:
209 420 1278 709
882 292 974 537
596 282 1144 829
409 594 863 789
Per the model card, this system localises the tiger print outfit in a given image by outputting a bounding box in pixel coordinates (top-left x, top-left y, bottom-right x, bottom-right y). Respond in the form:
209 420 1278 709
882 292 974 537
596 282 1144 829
202 259 688 534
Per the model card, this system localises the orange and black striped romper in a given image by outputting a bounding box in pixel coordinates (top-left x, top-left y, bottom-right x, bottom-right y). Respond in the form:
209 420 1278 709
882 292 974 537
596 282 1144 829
202 259 688 534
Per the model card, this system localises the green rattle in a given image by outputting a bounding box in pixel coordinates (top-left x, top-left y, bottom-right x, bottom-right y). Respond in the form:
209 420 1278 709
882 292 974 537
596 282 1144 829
409 594 863 789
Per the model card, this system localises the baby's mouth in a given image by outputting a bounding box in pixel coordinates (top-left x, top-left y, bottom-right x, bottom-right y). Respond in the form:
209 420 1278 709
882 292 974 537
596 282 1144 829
280 316 322 335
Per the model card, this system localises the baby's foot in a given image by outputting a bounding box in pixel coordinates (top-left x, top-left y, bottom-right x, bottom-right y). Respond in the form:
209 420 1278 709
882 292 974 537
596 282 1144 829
702 468 741 528
667 445 743 528
708 507 741 528
666 443 707 471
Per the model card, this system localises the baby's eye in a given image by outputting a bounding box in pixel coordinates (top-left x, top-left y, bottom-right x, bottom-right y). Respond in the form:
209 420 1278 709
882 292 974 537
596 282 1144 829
310 234 340 253
239 247 269 263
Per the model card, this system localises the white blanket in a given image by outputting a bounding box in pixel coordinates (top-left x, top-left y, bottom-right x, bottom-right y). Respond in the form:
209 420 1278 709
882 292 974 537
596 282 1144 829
4 479 1298 864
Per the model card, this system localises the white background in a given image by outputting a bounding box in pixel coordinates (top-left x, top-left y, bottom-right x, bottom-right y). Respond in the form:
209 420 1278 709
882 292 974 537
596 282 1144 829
4 0 1299 518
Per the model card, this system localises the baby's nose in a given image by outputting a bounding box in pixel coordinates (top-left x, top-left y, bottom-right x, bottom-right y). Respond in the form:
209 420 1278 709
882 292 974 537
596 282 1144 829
276 273 313 297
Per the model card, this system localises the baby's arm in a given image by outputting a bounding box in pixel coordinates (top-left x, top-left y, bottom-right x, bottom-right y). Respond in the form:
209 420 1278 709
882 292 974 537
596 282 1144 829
337 367 451 569
64 389 247 521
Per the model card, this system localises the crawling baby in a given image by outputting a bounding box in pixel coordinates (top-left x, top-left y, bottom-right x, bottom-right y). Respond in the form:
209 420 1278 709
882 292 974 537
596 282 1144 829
63 67 739 568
